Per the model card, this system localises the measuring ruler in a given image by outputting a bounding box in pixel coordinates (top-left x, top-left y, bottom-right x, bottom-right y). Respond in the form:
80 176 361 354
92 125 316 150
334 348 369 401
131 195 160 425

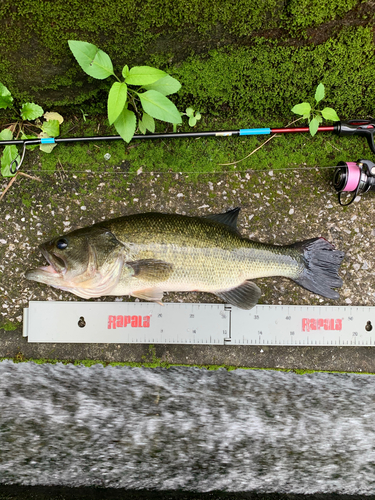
23 301 375 346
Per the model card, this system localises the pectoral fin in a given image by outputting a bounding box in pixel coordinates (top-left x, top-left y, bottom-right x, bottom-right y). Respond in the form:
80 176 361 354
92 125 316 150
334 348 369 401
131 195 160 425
215 280 261 310
127 259 173 281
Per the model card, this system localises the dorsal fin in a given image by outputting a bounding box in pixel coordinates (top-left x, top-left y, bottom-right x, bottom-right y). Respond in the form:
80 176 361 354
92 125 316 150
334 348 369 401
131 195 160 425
203 207 241 230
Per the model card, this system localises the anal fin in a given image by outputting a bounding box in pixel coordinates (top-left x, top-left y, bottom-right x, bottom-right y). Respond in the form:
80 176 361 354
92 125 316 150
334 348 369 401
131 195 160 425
215 280 261 310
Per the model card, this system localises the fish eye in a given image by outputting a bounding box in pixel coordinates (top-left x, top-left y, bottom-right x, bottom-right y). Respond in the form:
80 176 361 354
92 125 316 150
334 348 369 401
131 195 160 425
56 238 68 250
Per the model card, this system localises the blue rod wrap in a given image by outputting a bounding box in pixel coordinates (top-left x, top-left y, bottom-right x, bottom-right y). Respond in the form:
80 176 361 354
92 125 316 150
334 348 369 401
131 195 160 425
40 138 56 144
239 128 271 136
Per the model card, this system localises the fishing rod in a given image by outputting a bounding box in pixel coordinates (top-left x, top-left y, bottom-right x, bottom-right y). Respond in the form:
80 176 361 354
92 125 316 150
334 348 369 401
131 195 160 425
1 118 375 175
2 119 375 206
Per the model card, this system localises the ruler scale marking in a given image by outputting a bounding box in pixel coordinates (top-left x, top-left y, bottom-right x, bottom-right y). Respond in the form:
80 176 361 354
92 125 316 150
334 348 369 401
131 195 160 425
23 302 375 346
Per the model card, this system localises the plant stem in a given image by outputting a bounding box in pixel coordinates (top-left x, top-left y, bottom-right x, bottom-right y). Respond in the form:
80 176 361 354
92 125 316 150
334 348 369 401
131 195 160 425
128 90 139 116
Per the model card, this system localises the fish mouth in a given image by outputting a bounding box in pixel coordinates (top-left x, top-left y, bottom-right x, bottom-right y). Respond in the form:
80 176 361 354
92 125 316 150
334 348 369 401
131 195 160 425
25 244 67 282
39 244 67 275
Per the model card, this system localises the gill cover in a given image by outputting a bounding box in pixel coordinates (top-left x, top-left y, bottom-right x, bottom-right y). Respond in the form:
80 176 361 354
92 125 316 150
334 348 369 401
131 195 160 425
26 227 129 298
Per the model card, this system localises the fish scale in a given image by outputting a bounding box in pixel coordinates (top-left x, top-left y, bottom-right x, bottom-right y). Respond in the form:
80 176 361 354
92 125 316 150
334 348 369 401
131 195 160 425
101 212 303 292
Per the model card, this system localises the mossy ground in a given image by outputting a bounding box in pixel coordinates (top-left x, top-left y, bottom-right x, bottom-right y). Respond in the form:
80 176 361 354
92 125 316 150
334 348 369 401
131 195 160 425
1 352 374 376
0 321 19 331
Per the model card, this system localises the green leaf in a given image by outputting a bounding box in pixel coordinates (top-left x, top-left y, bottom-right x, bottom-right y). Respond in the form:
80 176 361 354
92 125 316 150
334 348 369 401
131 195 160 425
39 144 56 153
195 112 202 121
68 40 114 80
122 65 129 79
291 102 311 116
142 113 155 133
107 82 128 125
39 131 57 153
309 117 320 137
0 128 13 141
114 108 137 142
0 83 13 110
126 66 166 86
188 116 197 127
41 119 60 137
321 107 340 121
20 102 44 120
44 111 64 124
1 145 19 177
315 83 325 103
185 107 194 117
143 75 181 96
138 90 182 124
21 133 37 139
138 118 147 134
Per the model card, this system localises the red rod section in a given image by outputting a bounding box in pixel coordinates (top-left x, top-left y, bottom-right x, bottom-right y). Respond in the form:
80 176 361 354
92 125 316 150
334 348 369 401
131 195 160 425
271 126 335 133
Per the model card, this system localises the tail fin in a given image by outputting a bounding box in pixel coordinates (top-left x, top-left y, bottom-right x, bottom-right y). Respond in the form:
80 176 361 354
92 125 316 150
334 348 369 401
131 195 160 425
291 238 345 299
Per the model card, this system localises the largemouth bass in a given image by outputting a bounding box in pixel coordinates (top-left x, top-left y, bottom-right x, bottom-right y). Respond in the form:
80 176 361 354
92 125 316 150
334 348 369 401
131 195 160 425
25 208 345 309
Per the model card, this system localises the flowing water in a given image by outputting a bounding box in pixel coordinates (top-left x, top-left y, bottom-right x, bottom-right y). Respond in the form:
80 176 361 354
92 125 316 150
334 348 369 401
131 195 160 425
1 361 375 494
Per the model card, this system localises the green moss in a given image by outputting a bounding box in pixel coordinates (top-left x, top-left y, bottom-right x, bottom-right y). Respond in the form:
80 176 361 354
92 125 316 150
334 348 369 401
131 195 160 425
0 1 373 117
21 194 32 208
0 355 374 375
286 0 360 29
0 321 20 331
140 344 171 368
173 27 375 118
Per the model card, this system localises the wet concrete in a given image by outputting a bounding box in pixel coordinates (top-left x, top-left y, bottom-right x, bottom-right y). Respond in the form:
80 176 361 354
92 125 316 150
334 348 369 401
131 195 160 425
1 326 375 372
1 160 375 371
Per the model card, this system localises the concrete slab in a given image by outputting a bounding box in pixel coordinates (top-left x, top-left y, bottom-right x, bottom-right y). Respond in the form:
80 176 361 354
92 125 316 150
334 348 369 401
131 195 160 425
1 163 375 372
